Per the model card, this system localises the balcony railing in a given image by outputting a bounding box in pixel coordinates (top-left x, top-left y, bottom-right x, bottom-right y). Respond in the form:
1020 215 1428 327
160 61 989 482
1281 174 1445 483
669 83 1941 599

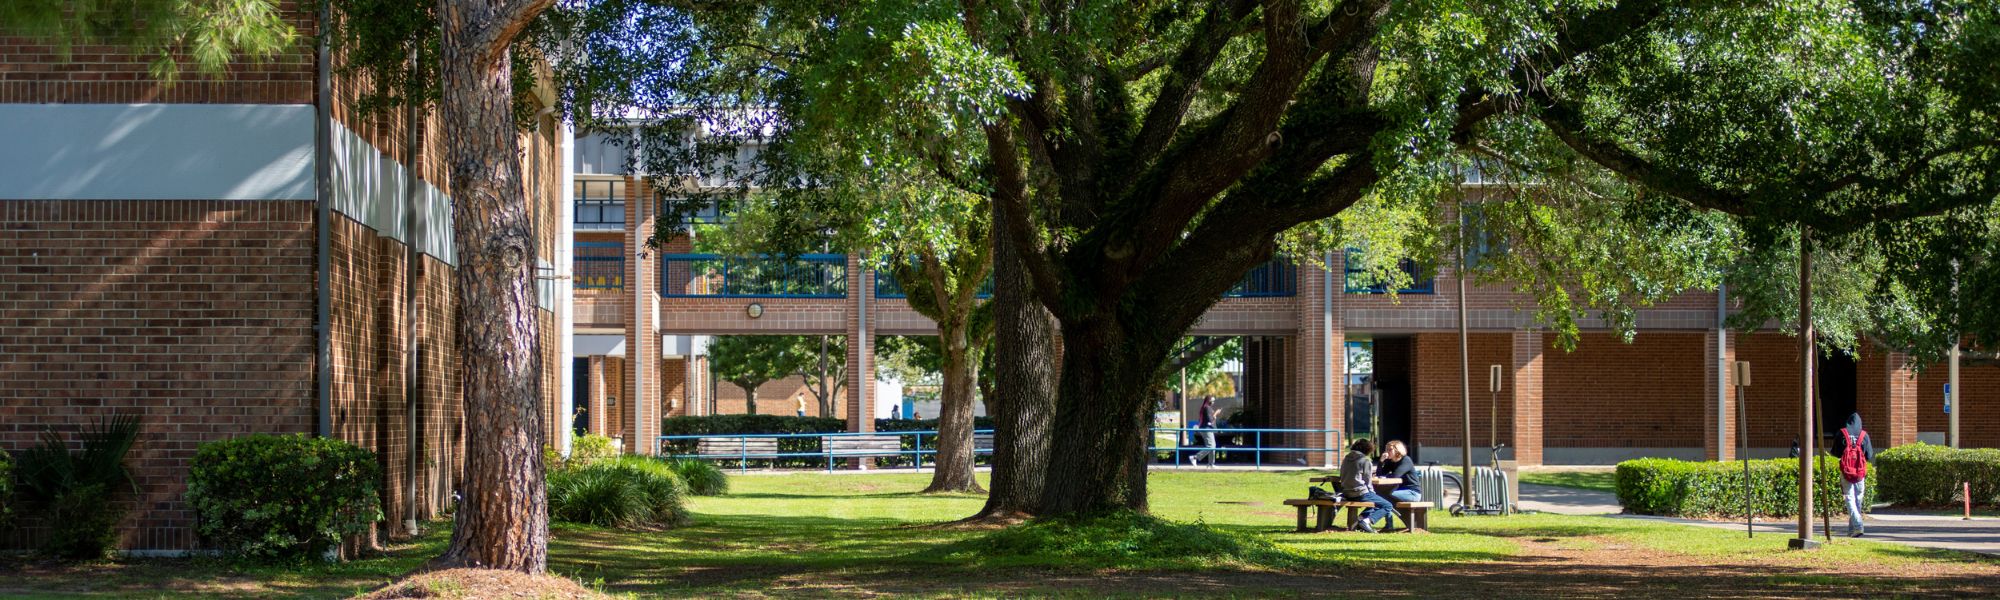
575 242 625 290
1224 258 1298 297
660 253 848 298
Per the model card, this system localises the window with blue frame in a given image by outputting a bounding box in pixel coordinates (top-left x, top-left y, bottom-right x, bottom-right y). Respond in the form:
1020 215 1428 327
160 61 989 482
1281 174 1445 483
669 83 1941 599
1342 249 1435 294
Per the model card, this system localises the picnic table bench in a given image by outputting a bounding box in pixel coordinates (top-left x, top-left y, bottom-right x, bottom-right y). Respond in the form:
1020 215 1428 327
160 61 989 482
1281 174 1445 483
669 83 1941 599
1290 476 1432 533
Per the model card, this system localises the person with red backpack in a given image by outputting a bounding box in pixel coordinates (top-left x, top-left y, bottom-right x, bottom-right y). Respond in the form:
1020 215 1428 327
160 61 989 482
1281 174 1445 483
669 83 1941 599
1833 412 1875 537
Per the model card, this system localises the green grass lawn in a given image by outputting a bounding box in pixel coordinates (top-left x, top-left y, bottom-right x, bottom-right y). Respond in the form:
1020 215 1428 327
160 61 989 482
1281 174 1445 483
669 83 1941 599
4 470 1995 598
1517 469 1618 494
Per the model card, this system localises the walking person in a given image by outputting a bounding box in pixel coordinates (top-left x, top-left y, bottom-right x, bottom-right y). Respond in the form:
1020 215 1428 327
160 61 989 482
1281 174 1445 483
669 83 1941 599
795 393 808 417
1833 412 1875 537
1338 439 1395 533
1187 396 1219 467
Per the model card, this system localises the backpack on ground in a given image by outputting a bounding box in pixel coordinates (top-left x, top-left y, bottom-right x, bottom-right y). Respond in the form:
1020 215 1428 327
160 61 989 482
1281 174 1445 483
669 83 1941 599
1839 428 1868 483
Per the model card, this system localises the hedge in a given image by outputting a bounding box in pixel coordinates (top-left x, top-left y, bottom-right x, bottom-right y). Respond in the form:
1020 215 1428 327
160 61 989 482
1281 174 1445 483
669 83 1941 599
1874 443 2000 507
0 448 12 529
657 415 996 468
1615 456 1872 519
185 435 383 562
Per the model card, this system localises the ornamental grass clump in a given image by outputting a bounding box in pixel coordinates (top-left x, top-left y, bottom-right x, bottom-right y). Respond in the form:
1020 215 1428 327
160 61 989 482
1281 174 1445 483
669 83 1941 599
547 456 689 529
184 434 382 563
667 458 729 496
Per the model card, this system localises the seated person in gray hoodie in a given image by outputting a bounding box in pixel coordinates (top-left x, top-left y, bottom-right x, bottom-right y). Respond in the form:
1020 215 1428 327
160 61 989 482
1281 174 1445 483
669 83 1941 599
1338 439 1395 533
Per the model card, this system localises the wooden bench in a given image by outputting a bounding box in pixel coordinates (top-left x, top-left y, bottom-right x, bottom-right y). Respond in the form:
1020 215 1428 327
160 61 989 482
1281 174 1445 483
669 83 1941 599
1283 498 1433 533
974 432 995 452
822 434 905 460
693 436 779 459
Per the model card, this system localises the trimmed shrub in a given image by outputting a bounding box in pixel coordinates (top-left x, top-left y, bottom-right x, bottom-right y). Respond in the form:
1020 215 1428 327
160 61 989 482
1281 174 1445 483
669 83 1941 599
185 435 383 562
1615 456 1872 519
667 458 729 496
571 434 620 467
547 456 689 529
13 415 143 559
1875 443 2000 507
0 448 13 529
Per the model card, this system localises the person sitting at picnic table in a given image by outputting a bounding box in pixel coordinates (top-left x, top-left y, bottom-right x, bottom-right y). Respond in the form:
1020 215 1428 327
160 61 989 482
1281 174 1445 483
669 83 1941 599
1374 440 1423 505
1338 439 1395 533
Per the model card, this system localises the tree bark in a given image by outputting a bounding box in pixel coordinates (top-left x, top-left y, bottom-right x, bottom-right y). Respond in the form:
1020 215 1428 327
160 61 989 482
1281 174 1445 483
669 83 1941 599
434 0 550 574
924 319 984 493
740 384 759 415
973 198 1057 521
1037 321 1171 515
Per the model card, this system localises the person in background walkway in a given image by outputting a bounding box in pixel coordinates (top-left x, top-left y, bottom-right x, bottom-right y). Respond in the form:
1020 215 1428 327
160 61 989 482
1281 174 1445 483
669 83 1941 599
891 404 902 420
1833 412 1875 537
795 393 808 417
1187 396 1219 467
1339 439 1395 533
1375 440 1423 503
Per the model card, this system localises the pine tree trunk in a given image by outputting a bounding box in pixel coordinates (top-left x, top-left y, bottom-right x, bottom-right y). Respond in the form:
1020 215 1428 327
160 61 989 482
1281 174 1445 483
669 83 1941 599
974 199 1056 521
924 320 983 493
1038 321 1168 515
434 0 550 573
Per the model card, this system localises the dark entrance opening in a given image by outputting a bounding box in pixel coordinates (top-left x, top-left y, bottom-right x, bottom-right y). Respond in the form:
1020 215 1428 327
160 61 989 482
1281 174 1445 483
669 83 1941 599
573 357 591 436
1817 349 1858 444
1371 337 1415 460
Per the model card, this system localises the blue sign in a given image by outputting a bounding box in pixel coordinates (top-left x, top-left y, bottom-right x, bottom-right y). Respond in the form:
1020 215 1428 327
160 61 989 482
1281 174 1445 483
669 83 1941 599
1944 384 1953 414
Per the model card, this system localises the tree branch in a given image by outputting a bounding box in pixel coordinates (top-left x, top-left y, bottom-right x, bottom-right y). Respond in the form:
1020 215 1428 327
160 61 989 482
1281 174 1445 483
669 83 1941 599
471 0 554 69
1128 0 1259 165
1530 89 1757 216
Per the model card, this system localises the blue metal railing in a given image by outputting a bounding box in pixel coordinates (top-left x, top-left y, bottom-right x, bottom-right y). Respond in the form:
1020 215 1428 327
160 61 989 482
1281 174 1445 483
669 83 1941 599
575 241 625 290
1343 250 1435 294
874 270 995 299
659 429 994 472
659 253 848 298
1224 258 1298 297
1151 427 1344 469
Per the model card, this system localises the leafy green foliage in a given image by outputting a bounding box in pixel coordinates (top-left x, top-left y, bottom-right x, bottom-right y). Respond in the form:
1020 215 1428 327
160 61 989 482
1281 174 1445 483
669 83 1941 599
1615 457 1869 519
13 414 143 558
184 435 383 563
666 459 729 497
547 456 690 529
0 448 12 530
0 0 298 82
1873 443 2000 508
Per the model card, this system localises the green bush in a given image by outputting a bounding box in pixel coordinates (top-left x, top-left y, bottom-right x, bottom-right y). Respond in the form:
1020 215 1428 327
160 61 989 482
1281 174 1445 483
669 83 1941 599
546 434 623 474
1615 456 1871 519
667 459 729 496
547 456 688 528
1874 443 2000 507
13 415 143 559
0 448 13 530
185 435 383 562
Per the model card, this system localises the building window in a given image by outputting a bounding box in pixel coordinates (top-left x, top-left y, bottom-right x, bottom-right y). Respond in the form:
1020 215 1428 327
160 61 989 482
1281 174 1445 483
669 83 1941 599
1461 203 1509 271
575 180 626 228
1343 249 1435 294
575 241 625 290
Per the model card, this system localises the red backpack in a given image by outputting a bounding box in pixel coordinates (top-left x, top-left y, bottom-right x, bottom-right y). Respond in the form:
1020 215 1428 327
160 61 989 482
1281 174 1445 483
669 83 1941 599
1840 428 1868 483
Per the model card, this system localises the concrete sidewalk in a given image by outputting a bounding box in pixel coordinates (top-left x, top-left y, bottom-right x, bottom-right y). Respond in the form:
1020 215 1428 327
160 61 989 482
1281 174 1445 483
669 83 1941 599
1516 483 2000 556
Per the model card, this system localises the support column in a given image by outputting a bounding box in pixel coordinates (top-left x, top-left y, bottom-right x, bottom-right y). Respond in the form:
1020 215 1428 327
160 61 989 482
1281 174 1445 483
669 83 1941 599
1509 330 1544 466
1292 256 1342 467
1704 328 1739 460
845 256 875 432
624 177 659 455
588 356 608 435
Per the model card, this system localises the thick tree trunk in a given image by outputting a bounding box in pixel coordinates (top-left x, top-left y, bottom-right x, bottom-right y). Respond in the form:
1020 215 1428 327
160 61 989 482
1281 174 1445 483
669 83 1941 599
924 321 984 493
816 336 837 417
434 0 550 574
973 200 1057 521
1038 321 1172 515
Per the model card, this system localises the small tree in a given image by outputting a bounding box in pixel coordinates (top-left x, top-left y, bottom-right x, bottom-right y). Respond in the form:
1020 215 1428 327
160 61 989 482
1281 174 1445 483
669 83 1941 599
709 336 809 415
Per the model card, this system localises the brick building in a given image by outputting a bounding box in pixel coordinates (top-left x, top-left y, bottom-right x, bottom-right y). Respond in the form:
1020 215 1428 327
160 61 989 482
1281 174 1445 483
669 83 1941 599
0 11 575 552
567 135 1998 466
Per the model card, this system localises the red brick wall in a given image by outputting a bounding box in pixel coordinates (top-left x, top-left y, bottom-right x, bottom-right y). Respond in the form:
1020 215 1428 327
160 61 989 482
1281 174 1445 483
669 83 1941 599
0 3 314 104
1735 332 1808 448
0 200 316 550
1541 332 1707 448
1410 333 1512 450
1919 363 2000 448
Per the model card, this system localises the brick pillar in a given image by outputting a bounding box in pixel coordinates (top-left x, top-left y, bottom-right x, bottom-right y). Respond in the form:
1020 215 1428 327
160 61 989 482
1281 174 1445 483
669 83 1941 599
1509 330 1544 466
1292 257 1342 467
624 177 659 455
588 356 607 435
845 256 875 433
1858 348 1919 448
1704 328 1739 460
